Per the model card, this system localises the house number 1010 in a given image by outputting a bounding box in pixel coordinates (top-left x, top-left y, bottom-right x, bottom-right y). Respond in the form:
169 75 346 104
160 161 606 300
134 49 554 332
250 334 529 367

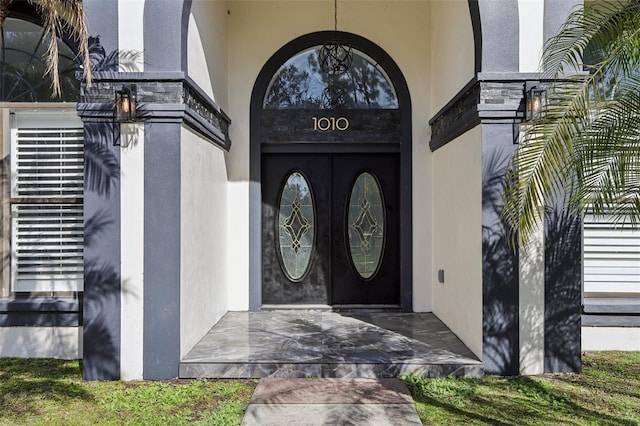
312 117 349 131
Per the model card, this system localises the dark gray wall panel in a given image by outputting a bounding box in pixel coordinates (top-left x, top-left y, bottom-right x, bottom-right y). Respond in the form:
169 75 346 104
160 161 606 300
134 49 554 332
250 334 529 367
582 315 640 327
481 123 519 376
583 298 640 314
143 122 181 380
77 2 120 379
0 298 80 326
544 0 583 48
82 122 121 381
476 0 519 72
545 205 582 373
143 0 190 72
84 0 118 58
0 313 79 327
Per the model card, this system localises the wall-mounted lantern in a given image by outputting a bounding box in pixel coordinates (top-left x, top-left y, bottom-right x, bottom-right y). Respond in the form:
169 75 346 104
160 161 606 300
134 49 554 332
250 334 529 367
525 86 546 122
115 84 137 122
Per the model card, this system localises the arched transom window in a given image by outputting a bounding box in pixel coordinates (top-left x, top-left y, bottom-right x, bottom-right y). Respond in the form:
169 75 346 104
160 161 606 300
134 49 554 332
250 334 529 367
264 45 398 110
1 17 79 102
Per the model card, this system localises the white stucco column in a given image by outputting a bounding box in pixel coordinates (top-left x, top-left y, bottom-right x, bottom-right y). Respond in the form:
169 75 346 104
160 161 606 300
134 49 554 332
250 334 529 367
519 220 545 375
117 0 145 381
518 0 545 73
120 123 145 380
118 0 145 72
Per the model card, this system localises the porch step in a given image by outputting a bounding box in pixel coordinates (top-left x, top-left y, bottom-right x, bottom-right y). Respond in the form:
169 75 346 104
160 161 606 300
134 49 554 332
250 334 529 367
179 311 483 379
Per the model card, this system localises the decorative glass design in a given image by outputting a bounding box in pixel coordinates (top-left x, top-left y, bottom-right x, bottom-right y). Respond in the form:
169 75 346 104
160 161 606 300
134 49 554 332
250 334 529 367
264 46 398 109
278 172 315 280
1 17 79 102
347 172 385 279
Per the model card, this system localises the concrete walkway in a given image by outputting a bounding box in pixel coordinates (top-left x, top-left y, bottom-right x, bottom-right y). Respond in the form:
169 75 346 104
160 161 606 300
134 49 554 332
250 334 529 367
241 378 422 426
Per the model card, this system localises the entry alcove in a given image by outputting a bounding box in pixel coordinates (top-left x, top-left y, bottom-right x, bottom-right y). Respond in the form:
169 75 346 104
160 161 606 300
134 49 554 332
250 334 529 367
251 31 413 310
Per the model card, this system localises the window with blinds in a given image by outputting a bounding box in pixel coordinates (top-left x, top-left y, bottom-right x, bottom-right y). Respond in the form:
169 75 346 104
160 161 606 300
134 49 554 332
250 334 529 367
584 214 640 297
9 111 84 292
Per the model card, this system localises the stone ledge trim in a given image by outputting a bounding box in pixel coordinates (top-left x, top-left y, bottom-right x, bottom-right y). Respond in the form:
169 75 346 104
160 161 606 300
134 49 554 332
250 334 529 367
429 74 545 151
79 72 231 151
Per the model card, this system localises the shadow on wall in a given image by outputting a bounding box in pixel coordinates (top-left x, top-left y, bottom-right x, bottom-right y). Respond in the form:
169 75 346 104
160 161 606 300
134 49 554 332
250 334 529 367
89 36 142 73
544 207 582 373
481 148 582 375
0 36 141 373
82 120 121 380
0 145 80 358
82 37 142 380
482 149 519 376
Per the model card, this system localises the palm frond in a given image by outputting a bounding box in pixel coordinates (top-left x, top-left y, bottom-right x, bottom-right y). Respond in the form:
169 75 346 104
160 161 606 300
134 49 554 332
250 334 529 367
0 0 12 25
28 0 91 96
504 0 640 246
572 87 640 212
84 140 119 197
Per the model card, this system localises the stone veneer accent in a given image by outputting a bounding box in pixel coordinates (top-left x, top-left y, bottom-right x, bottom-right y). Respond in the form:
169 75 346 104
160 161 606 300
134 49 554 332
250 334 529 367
79 72 231 150
429 73 545 151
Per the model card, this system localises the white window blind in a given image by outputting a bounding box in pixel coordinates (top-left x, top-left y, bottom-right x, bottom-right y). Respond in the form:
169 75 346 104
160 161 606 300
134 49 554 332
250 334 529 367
584 214 640 296
10 111 84 292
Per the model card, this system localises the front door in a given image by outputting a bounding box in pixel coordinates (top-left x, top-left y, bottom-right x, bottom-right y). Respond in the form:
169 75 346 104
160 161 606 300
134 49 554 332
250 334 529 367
262 153 400 305
253 33 412 309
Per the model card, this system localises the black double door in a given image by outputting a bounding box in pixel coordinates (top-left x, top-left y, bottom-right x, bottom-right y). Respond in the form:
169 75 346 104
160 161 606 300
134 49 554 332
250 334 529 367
262 153 400 306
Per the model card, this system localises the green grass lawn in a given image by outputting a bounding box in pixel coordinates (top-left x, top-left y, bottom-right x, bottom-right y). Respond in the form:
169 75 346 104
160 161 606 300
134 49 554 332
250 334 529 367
1 352 638 425
0 359 256 426
403 351 640 425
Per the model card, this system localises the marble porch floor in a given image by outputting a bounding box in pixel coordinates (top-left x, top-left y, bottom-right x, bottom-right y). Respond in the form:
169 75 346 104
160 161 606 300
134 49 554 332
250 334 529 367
179 311 483 379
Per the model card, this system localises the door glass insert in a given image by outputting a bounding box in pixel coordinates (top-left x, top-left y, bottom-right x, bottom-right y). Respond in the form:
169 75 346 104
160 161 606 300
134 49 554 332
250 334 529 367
347 172 385 279
278 172 315 281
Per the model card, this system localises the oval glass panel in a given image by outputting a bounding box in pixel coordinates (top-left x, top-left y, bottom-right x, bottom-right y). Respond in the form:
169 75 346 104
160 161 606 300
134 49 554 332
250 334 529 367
278 172 315 281
347 172 385 279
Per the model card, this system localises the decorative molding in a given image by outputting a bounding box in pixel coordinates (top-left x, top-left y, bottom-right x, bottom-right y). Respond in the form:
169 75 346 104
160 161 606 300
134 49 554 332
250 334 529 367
429 79 480 151
78 72 232 151
429 75 536 151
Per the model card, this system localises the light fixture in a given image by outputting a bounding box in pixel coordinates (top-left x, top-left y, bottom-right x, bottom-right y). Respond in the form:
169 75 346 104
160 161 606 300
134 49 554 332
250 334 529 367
525 86 546 122
319 0 352 76
115 84 137 122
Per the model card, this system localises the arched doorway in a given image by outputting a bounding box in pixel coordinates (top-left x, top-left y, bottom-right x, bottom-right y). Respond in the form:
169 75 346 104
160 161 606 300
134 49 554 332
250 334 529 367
251 31 412 310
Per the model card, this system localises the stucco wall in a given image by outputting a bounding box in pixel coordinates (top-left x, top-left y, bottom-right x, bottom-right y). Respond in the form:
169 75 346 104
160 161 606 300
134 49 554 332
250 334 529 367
226 0 433 311
430 0 475 114
180 127 229 357
188 1 229 108
119 0 145 71
0 327 82 359
432 126 483 358
120 123 145 380
582 327 640 351
179 1 231 356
